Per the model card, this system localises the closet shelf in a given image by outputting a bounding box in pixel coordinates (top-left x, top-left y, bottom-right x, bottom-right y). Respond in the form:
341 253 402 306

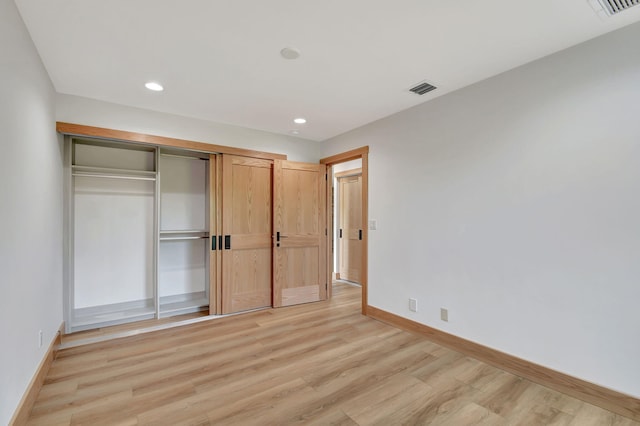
72 165 157 177
159 292 208 317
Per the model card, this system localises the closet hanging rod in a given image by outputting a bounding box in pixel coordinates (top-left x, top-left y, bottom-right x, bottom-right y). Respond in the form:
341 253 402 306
159 236 209 241
160 153 208 161
160 230 208 234
72 173 156 182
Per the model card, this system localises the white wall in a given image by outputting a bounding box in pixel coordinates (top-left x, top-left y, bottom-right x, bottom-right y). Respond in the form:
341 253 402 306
0 0 63 422
323 22 640 398
57 94 321 162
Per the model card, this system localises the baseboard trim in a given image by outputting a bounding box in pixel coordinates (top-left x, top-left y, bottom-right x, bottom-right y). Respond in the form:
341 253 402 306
10 322 63 425
366 306 640 421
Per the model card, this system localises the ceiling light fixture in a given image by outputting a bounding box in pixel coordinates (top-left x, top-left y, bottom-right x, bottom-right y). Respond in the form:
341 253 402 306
293 117 307 124
145 81 164 91
280 47 301 60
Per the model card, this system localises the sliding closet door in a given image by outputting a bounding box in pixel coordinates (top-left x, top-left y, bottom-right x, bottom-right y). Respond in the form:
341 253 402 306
221 155 273 314
273 160 327 307
209 154 222 314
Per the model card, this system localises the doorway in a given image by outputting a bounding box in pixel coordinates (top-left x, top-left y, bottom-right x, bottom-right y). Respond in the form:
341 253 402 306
335 163 362 284
320 147 369 314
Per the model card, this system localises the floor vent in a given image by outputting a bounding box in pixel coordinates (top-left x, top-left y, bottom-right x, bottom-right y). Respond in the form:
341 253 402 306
597 0 640 15
409 81 437 95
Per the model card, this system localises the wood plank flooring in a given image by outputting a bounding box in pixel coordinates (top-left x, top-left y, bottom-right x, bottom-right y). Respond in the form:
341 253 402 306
27 283 638 425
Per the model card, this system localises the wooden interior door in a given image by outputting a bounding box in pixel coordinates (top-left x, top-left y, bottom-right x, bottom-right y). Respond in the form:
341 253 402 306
221 155 272 314
273 160 326 307
339 174 362 283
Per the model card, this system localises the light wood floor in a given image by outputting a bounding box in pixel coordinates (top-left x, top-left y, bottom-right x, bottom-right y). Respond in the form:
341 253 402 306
28 283 638 425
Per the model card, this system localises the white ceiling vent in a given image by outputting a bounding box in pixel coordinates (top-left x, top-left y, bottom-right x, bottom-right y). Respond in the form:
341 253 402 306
596 0 640 15
409 81 437 95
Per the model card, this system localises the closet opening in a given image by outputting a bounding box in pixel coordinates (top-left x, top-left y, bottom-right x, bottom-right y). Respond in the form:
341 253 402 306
64 136 216 334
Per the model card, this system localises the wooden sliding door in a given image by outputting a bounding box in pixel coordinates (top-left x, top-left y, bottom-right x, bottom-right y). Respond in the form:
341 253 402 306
221 155 273 314
209 154 222 314
273 160 327 307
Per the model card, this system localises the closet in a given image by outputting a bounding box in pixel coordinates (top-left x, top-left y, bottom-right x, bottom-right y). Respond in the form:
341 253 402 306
64 130 326 334
66 139 213 332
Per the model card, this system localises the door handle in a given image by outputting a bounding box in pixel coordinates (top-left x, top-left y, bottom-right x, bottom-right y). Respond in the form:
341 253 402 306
339 229 342 238
225 235 231 250
211 236 216 251
359 229 362 240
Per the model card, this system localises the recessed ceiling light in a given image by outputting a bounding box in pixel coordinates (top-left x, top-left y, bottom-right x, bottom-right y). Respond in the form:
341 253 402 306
145 81 164 91
293 118 307 124
280 47 301 60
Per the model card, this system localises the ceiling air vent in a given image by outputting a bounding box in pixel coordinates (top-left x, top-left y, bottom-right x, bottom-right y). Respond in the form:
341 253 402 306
409 81 437 95
597 0 640 15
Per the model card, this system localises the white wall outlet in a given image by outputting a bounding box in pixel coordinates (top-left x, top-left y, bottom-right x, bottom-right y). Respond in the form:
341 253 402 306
409 298 418 312
440 308 449 322
38 330 43 348
369 220 377 230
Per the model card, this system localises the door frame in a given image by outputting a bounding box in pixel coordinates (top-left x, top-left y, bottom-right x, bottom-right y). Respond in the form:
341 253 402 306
320 146 369 315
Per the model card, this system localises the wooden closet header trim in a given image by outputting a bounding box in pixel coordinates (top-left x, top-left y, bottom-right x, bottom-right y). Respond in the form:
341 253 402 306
56 122 287 160
319 146 369 165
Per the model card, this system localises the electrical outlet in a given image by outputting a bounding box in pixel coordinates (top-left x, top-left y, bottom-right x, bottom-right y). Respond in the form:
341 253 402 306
369 220 377 230
38 330 43 348
409 298 418 312
440 308 449 322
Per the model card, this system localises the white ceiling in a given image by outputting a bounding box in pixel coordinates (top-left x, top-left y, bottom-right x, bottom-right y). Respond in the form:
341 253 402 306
14 0 640 142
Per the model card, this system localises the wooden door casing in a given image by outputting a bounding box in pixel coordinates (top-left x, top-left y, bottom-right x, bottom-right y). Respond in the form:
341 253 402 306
273 160 327 307
221 155 273 314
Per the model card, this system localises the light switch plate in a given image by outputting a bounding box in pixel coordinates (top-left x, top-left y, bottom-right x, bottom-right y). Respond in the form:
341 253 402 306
440 308 449 322
409 298 418 312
